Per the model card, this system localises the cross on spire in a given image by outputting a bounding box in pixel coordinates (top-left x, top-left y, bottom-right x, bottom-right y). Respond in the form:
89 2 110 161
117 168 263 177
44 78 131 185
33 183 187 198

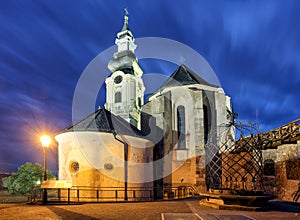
115 7 136 53
122 8 129 31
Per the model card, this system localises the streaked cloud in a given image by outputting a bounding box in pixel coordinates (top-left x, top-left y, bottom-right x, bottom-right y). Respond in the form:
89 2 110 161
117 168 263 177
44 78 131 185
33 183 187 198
0 0 299 173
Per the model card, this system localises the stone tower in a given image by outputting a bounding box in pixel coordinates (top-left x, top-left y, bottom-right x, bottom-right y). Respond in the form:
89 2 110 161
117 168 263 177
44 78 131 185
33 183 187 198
105 10 144 128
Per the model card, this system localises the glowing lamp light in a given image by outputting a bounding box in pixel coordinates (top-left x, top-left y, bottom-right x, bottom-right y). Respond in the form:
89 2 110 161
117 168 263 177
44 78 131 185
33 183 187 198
40 134 51 204
40 135 51 148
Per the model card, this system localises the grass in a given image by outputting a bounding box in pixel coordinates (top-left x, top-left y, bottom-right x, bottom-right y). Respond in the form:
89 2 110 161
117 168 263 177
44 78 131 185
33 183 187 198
0 190 30 204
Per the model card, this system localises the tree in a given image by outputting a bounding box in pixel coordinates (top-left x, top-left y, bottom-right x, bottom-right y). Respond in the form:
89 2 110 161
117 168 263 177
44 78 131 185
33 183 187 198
2 162 55 195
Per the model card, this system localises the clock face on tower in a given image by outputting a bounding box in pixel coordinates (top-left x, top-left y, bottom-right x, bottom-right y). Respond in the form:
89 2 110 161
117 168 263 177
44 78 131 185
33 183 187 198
114 75 123 84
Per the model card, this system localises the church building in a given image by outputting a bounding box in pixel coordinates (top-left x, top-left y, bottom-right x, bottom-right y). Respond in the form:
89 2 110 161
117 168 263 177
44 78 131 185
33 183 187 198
55 12 232 200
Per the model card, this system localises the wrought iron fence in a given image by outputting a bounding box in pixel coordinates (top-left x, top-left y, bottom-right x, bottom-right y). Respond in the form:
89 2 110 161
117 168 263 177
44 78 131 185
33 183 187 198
41 185 195 204
205 122 263 193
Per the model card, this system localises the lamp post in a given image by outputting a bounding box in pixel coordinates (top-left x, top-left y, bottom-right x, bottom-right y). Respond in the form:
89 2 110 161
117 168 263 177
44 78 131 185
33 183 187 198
40 135 51 204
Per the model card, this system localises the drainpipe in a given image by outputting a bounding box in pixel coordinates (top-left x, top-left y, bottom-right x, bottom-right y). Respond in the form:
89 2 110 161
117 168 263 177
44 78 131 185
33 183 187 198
112 130 128 201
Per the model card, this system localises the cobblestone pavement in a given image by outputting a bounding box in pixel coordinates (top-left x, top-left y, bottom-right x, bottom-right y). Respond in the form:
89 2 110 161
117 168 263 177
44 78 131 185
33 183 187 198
0 199 300 220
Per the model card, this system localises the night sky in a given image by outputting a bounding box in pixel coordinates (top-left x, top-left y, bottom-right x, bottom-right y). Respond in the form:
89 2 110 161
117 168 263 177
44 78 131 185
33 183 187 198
1 0 299 175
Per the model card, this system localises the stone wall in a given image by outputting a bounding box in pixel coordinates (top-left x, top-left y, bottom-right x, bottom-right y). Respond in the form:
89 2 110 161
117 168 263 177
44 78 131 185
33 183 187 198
262 140 300 201
56 131 154 201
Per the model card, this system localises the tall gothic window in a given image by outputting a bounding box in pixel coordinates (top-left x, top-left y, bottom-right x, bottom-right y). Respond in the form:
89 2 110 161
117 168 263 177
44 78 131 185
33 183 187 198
177 105 186 149
203 105 208 144
115 92 121 103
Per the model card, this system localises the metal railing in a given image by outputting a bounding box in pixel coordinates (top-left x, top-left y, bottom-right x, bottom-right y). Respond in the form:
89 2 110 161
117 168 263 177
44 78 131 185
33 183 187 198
42 185 196 204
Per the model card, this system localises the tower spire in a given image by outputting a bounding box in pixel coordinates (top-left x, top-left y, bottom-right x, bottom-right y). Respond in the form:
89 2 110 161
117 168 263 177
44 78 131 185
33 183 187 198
114 8 136 53
106 9 144 128
122 8 129 31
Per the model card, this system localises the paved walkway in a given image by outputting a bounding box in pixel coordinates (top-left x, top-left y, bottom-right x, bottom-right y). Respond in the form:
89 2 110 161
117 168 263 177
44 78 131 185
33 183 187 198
0 199 300 220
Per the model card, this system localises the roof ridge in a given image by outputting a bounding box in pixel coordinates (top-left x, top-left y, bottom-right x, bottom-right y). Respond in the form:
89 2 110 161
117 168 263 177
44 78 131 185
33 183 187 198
57 108 147 139
147 64 219 100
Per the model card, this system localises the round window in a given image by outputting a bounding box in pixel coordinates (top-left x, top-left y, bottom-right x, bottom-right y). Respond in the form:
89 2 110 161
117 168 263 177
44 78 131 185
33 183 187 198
104 163 114 170
114 75 123 84
69 161 79 173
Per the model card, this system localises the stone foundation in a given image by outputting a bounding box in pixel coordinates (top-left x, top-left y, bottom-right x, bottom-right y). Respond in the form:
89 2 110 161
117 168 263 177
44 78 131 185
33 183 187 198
262 141 300 202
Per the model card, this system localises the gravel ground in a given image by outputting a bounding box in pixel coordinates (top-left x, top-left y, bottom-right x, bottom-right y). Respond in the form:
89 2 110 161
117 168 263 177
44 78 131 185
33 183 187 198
0 199 300 220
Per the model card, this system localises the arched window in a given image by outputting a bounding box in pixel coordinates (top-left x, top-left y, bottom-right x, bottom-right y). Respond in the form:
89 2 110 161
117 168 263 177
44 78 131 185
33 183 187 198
177 105 186 149
263 159 275 176
115 92 121 103
203 105 208 144
138 97 142 108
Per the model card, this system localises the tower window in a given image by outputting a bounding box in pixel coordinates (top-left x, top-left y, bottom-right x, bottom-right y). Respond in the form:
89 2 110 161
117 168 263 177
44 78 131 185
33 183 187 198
115 92 122 103
177 105 186 149
114 75 123 84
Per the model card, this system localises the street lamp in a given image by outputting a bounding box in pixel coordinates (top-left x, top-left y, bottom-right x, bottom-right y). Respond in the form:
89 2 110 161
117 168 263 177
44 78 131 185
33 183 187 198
40 135 51 204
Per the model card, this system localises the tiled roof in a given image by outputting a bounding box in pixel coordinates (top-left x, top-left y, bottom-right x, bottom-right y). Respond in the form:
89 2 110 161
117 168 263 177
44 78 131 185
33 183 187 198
159 64 219 89
60 108 145 138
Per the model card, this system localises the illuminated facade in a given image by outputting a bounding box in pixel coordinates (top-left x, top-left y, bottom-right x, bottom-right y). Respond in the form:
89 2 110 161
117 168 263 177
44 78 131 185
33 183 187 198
55 12 232 200
105 12 144 129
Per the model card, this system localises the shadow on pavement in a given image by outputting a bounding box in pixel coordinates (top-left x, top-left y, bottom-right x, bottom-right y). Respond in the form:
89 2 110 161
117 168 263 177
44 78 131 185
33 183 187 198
47 206 98 220
265 200 300 213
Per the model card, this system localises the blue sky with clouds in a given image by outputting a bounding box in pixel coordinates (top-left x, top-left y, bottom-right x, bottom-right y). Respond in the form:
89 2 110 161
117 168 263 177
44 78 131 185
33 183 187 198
0 0 299 174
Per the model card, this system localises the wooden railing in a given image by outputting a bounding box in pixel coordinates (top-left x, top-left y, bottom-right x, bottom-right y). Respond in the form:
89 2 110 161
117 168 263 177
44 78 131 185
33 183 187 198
236 118 300 150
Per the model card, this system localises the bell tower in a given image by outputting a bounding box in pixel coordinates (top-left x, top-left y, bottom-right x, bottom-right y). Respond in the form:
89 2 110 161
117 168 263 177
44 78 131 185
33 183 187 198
105 9 144 129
